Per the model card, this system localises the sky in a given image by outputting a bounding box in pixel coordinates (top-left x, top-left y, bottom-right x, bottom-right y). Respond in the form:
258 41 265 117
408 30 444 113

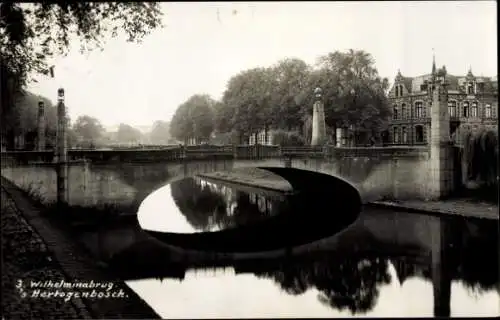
27 1 497 128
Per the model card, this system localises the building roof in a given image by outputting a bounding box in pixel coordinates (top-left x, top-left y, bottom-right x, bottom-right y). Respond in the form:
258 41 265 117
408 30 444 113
393 71 497 95
401 77 413 93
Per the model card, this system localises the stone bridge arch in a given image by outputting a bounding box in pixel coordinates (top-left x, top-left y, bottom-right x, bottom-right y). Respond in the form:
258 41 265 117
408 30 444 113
104 157 374 212
2 156 371 211
1 145 436 210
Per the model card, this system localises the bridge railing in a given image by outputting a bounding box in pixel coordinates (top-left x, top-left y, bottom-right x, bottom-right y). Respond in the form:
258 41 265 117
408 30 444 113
281 146 324 158
185 145 233 159
67 148 185 163
1 144 432 166
324 145 430 159
1 151 55 167
234 145 281 159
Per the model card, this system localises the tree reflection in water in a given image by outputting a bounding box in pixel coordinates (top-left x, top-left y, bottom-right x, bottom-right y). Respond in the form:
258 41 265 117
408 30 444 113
169 177 287 231
250 254 392 315
456 218 499 295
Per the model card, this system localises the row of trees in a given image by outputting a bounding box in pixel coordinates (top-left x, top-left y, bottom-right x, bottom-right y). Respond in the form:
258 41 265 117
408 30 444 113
1 91 174 150
1 90 58 149
68 116 175 148
169 50 391 145
1 2 164 149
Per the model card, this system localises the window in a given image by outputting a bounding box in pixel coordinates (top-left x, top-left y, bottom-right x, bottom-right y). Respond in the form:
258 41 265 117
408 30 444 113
467 82 474 95
471 101 478 118
402 127 408 144
401 103 407 119
399 85 404 96
395 86 399 97
415 125 424 143
485 104 492 118
257 131 266 144
415 101 423 118
393 104 398 120
341 128 348 146
393 127 400 144
463 101 470 118
448 100 457 117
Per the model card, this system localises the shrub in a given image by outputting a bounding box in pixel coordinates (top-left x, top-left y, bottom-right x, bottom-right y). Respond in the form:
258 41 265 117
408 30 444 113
272 130 306 146
461 128 498 200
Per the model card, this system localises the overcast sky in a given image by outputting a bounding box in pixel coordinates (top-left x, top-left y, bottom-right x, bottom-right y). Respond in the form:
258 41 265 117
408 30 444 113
27 1 497 128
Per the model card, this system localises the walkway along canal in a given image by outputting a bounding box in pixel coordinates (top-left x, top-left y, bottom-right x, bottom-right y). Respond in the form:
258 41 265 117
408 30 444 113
1 177 160 319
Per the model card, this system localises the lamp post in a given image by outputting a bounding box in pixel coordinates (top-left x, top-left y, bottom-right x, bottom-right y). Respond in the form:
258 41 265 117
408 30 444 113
37 100 46 151
350 88 356 147
56 87 68 205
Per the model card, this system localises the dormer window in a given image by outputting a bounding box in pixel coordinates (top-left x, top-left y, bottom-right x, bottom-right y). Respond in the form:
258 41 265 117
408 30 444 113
395 84 404 97
467 82 474 95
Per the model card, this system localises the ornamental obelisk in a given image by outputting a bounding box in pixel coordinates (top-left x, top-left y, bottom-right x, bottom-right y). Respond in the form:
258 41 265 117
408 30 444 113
311 87 327 146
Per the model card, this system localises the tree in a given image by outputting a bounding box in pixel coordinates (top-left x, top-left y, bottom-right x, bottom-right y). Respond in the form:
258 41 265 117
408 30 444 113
270 58 312 132
149 120 171 145
213 101 233 134
221 67 276 143
170 94 215 144
313 50 391 144
0 89 58 150
461 128 498 201
1 2 163 86
1 2 163 147
72 115 104 147
116 123 142 145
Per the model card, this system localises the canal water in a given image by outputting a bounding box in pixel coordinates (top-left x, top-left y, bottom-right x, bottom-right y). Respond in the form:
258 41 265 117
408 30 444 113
101 176 498 318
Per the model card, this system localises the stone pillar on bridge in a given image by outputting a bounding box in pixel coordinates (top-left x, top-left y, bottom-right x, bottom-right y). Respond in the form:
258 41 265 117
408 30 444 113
428 71 454 199
311 87 327 146
37 100 46 151
55 88 68 205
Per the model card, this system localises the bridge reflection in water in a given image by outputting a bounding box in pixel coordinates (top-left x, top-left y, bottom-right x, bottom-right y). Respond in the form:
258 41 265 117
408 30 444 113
74 177 499 318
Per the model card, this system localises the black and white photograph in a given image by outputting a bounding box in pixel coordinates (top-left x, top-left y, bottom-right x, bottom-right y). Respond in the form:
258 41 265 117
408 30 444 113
1 1 498 319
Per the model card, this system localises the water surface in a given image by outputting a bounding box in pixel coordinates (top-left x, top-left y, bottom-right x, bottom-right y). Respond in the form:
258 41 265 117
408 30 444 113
119 177 499 318
138 177 290 234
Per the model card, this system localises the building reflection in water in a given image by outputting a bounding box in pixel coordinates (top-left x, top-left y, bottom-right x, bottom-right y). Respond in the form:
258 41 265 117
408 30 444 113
117 178 499 318
168 177 288 233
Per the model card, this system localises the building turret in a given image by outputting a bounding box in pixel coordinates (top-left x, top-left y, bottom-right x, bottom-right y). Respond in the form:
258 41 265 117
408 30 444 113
431 51 437 81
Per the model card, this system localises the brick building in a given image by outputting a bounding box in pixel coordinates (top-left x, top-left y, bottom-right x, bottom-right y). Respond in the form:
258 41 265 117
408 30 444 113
388 57 498 146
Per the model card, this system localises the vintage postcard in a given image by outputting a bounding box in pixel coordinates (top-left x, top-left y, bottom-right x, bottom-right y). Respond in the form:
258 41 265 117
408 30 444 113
1 1 498 319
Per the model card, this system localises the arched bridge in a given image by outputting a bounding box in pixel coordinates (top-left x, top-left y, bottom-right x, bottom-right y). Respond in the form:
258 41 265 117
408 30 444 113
1 144 436 211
